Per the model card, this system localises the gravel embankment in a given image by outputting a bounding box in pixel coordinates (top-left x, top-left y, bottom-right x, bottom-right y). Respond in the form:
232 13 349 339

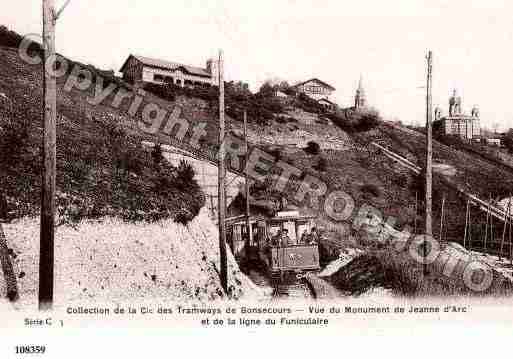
0 208 263 309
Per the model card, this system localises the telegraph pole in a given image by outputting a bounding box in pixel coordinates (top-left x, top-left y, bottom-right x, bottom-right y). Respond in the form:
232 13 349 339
243 110 253 260
424 50 433 276
217 50 228 294
39 0 57 311
39 0 72 311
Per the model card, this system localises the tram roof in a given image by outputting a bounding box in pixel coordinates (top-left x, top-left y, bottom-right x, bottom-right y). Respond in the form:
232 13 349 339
267 215 316 222
225 214 316 225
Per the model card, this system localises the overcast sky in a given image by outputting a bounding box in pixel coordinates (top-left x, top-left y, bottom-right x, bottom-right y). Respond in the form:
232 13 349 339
2 0 513 130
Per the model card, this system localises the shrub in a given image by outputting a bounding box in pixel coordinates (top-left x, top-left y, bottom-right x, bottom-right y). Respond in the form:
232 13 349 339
175 159 196 190
313 157 328 172
304 141 321 155
327 108 381 133
393 174 409 188
360 183 381 197
267 148 282 161
295 93 324 114
151 143 163 166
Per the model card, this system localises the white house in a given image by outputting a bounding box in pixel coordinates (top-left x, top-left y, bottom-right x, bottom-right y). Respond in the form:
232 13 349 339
120 54 219 88
292 78 335 101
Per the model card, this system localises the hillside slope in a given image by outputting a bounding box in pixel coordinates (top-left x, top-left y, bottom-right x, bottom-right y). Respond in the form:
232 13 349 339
229 105 513 249
0 44 209 224
0 208 262 308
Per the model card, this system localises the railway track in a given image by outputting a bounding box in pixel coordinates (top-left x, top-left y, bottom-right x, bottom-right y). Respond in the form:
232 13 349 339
372 141 513 260
371 141 513 223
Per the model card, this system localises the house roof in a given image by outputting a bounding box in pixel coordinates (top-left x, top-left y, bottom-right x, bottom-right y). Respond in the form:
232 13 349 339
317 98 336 105
120 54 211 78
293 78 336 91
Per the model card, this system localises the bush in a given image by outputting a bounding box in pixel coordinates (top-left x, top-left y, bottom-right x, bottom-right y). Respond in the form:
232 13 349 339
360 183 381 197
151 143 163 166
393 174 409 188
304 141 321 155
293 93 324 114
327 108 381 133
313 157 328 172
0 25 42 54
267 148 282 161
175 159 196 190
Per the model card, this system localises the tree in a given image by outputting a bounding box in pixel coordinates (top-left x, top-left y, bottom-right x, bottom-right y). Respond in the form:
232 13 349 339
258 81 275 97
277 81 290 92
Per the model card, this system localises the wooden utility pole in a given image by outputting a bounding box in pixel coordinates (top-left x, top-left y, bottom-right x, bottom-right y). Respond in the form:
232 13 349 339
414 191 418 235
243 110 253 260
490 202 495 251
500 196 511 260
217 50 228 294
424 50 433 275
439 195 445 242
484 194 491 252
509 204 512 263
464 199 470 249
510 205 512 264
39 0 57 311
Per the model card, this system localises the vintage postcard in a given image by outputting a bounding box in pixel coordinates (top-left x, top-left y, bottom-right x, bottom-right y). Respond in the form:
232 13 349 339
0 0 512 357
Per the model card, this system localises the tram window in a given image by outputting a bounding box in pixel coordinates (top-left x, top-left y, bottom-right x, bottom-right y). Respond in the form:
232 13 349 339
269 224 280 237
297 221 309 241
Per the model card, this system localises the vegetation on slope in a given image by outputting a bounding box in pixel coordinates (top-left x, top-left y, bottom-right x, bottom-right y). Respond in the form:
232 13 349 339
0 26 204 225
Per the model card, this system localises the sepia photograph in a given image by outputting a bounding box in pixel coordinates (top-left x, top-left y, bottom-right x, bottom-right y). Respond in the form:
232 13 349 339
0 0 512 357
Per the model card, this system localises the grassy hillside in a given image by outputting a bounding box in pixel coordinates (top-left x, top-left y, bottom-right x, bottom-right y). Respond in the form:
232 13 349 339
229 105 513 252
0 28 205 225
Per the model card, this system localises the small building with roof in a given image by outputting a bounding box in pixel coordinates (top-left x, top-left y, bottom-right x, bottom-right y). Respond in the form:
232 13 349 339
292 78 336 101
120 54 219 88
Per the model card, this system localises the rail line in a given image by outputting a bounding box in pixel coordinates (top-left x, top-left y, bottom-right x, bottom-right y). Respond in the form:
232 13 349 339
371 141 513 259
370 141 513 224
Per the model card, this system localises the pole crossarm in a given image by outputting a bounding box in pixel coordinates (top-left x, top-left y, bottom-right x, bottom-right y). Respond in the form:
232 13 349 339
53 0 72 21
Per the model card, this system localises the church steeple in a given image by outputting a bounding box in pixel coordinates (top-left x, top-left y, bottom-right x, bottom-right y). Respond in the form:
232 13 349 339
449 89 462 116
355 74 366 110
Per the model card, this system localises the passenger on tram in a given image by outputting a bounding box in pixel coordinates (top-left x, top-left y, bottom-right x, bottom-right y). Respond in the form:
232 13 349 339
301 227 319 245
281 229 295 246
271 229 294 246
309 227 319 244
271 230 281 246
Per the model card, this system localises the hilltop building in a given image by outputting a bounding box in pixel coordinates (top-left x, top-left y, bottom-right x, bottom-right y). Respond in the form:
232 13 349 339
120 54 219 88
292 78 335 101
433 90 481 140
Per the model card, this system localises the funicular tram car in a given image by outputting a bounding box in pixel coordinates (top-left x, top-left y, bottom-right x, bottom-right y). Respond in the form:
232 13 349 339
226 211 320 277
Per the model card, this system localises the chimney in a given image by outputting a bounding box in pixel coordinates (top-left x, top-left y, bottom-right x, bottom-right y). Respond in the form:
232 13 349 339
206 58 219 86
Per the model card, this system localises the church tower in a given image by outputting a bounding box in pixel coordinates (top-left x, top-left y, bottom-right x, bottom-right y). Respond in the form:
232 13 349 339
354 75 366 110
449 89 462 116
